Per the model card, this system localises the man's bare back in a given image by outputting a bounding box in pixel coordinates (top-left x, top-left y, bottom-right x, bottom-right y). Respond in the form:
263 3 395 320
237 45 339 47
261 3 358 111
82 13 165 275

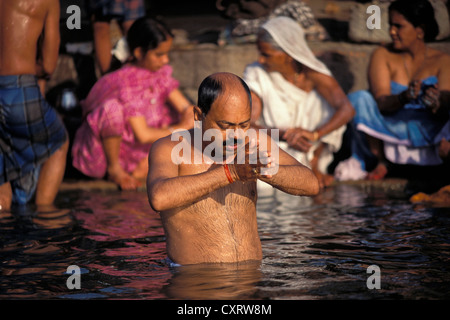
0 0 60 76
0 0 67 210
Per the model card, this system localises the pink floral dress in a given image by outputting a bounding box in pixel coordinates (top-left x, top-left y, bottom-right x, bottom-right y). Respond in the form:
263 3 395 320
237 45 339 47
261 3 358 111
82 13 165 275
72 64 179 178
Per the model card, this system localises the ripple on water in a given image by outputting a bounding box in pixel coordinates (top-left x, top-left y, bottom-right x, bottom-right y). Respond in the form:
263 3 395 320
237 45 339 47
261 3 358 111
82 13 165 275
0 186 449 299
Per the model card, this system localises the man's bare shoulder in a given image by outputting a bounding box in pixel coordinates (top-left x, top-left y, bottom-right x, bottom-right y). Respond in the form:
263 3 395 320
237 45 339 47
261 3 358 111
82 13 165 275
2 0 57 17
150 129 194 155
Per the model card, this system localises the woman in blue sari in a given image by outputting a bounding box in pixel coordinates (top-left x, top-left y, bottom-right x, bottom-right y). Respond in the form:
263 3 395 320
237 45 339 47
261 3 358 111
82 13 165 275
337 0 450 180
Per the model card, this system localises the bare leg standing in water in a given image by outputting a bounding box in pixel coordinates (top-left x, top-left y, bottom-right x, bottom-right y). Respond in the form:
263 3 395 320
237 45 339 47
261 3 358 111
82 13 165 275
0 0 68 210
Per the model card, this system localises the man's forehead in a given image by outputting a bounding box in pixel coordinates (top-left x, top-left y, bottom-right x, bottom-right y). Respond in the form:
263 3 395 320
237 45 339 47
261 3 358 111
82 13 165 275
208 97 251 121
217 118 251 126
211 84 250 109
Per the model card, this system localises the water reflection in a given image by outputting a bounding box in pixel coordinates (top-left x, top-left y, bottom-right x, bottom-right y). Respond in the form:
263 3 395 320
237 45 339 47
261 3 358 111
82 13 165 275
66 191 264 299
2 204 74 230
0 204 81 299
162 261 262 299
0 184 449 299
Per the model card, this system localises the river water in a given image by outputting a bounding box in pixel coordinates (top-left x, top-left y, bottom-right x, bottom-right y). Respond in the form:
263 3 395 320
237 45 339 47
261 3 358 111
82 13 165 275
1 183 449 300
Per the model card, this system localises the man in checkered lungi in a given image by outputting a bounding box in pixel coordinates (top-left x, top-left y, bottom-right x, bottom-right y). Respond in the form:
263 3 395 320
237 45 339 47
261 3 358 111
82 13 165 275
0 0 69 210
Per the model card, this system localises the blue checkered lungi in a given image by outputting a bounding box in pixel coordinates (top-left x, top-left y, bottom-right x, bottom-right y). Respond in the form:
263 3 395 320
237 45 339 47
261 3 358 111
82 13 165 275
0 75 67 205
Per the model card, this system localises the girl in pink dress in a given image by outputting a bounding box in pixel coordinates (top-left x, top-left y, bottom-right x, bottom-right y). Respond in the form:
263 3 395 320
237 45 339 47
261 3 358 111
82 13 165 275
72 17 193 190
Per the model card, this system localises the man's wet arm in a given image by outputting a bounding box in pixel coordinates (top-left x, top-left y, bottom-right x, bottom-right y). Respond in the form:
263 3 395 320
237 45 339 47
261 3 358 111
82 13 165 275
258 164 319 196
148 165 232 212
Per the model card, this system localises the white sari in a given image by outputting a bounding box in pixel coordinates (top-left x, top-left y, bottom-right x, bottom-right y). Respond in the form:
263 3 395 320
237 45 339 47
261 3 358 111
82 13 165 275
244 62 345 173
243 17 346 174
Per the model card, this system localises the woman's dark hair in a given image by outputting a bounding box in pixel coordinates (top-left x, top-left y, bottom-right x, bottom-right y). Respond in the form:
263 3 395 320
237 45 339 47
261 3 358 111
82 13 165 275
389 0 439 42
126 17 174 55
197 74 252 115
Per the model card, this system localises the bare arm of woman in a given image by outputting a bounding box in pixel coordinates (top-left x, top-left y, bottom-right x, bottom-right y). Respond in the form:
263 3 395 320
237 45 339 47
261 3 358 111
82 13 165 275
369 46 420 114
249 91 263 126
424 53 450 116
309 71 355 138
166 88 195 127
249 91 288 138
128 117 172 144
283 71 355 152
129 89 194 144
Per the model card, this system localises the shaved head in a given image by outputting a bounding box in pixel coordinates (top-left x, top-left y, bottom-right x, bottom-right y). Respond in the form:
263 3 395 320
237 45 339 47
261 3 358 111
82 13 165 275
197 72 252 115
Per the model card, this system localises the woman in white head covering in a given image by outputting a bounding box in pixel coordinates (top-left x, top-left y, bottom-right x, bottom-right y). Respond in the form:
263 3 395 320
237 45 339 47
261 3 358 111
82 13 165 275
243 16 355 189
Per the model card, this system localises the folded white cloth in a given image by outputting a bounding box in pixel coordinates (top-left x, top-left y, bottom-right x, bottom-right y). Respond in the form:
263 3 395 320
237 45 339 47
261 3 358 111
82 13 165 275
334 157 368 181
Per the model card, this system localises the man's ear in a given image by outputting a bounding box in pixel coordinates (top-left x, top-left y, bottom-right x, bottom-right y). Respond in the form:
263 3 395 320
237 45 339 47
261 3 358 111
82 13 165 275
193 105 203 121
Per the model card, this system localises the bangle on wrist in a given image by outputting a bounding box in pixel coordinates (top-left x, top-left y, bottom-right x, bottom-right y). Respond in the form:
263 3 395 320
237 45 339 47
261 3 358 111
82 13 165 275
223 164 234 184
312 131 319 142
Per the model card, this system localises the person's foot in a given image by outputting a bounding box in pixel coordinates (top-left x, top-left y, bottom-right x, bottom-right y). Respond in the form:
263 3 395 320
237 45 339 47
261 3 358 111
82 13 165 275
107 168 142 190
313 170 334 189
131 159 149 181
367 162 388 180
438 138 450 161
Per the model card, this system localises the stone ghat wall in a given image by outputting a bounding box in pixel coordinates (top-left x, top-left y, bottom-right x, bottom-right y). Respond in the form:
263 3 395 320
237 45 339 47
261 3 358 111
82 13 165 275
49 41 450 103
169 42 375 101
169 41 450 102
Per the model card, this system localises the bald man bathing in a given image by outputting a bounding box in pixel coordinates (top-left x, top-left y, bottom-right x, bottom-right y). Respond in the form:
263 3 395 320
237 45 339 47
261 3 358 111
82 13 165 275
147 72 319 265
